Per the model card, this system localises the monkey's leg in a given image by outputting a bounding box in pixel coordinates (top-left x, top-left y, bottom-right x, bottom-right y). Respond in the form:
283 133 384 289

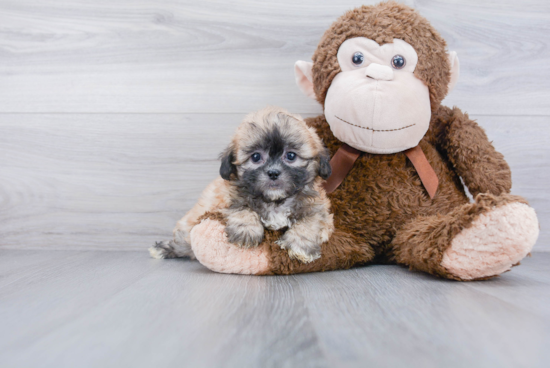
190 215 375 275
391 193 539 281
149 228 195 260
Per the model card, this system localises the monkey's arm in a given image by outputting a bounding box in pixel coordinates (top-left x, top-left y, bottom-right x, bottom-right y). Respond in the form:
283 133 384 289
430 106 512 197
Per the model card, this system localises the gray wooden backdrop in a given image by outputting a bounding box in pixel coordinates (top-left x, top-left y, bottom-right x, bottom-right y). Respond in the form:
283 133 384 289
1 0 549 251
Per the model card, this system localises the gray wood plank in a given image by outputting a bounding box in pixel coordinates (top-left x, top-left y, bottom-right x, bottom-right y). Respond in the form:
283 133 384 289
464 254 550 320
0 251 162 351
0 0 549 114
0 113 241 250
0 249 549 368
0 113 548 251
0 250 327 368
295 263 550 368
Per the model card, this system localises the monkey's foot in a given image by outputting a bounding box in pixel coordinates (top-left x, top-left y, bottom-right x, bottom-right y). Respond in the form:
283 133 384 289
190 219 270 274
441 202 539 280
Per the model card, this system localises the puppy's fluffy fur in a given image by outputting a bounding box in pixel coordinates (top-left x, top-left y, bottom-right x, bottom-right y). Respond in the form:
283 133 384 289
149 107 334 263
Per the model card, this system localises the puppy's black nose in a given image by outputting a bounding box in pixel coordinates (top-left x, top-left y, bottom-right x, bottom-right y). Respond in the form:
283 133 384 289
267 169 280 180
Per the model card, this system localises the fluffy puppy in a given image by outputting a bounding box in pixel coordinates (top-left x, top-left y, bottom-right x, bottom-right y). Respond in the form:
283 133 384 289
149 107 334 263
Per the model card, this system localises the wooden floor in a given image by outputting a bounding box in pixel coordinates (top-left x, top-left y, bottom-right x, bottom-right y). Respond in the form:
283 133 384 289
1 249 549 368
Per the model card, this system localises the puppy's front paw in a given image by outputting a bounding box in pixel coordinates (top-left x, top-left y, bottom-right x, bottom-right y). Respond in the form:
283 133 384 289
225 223 264 248
276 233 321 264
225 209 264 248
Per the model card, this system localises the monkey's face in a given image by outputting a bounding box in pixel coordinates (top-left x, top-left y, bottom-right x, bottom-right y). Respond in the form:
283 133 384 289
324 38 432 154
220 108 331 202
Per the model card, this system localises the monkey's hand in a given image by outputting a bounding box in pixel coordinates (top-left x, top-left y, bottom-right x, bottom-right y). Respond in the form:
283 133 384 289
224 209 264 248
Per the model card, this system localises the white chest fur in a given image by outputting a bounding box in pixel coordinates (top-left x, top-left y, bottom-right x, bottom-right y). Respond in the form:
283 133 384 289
259 200 294 230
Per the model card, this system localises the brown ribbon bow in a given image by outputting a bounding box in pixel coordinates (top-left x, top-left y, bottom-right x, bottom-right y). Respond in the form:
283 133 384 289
322 144 439 199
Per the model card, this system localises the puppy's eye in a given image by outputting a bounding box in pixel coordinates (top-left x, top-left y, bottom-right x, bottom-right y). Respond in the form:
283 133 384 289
352 52 364 66
391 55 406 69
286 152 297 161
251 152 262 163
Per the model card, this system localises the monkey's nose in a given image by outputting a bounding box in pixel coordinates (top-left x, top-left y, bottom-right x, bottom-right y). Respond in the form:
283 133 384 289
267 169 280 180
365 63 394 81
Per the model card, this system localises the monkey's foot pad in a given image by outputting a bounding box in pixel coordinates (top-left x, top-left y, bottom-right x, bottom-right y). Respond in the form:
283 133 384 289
442 202 539 280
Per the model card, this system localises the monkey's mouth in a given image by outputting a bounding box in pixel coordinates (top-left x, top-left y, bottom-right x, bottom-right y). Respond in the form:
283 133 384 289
335 115 415 132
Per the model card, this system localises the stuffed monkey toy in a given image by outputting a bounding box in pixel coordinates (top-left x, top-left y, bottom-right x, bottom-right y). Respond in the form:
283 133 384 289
187 1 540 280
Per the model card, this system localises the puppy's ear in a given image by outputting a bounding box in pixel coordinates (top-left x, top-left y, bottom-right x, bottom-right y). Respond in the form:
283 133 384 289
219 145 237 181
318 148 332 180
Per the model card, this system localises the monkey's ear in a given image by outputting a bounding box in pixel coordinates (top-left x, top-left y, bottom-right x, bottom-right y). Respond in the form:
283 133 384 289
448 51 460 93
294 61 316 100
219 145 237 181
318 149 332 180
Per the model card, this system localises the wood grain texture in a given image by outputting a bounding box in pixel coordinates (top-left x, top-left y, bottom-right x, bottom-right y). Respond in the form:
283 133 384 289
1 249 549 368
0 113 240 250
0 113 548 251
0 0 549 114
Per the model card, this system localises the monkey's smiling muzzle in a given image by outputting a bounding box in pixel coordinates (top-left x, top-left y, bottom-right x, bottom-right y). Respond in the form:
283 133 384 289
323 38 432 154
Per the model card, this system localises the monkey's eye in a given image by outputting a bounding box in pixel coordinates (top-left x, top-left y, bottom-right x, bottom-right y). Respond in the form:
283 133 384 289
352 52 364 66
286 152 297 161
251 152 262 163
391 55 406 69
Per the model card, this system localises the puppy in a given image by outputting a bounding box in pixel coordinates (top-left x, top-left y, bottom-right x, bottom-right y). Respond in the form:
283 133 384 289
149 107 334 263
